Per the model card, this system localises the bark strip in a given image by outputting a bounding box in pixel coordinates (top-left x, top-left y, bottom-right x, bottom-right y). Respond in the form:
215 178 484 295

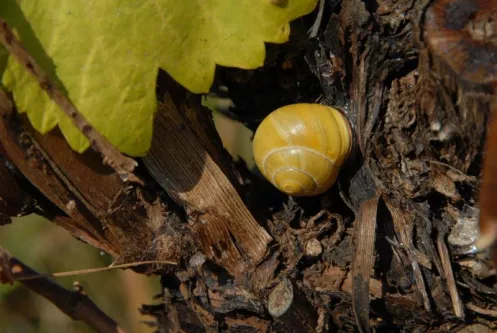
143 93 272 278
352 194 380 333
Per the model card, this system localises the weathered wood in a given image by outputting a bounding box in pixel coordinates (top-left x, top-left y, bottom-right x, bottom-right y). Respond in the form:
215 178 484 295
0 160 26 224
351 195 379 333
0 88 185 270
477 109 497 251
143 92 272 279
2 0 497 331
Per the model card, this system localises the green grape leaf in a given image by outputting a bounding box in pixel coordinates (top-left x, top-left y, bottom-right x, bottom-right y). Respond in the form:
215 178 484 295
0 0 317 156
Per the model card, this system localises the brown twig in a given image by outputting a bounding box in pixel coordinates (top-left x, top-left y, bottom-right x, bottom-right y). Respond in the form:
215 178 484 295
0 247 127 333
436 229 465 319
15 260 177 281
466 302 497 318
384 200 432 312
0 19 142 185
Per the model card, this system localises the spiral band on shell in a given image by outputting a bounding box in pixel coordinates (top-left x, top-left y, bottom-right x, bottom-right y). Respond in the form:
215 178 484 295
252 103 352 196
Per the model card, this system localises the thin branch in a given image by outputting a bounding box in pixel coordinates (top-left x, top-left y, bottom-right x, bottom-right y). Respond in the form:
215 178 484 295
0 19 142 185
436 229 465 319
0 247 127 333
15 260 177 281
308 0 326 38
466 302 497 318
425 160 465 175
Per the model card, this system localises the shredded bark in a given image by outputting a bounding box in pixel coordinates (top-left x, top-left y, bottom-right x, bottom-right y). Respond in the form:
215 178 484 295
1 0 497 332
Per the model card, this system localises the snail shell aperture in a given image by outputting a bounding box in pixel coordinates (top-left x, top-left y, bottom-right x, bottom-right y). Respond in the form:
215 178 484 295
252 103 352 196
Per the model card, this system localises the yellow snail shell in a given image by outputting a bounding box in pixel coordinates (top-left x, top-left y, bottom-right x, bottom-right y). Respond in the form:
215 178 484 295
252 103 352 196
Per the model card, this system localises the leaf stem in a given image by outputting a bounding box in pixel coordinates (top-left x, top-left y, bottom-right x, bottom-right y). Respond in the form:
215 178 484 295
0 19 142 185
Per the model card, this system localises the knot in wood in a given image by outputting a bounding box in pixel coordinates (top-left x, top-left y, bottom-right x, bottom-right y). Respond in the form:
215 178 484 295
267 278 293 318
466 10 497 44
